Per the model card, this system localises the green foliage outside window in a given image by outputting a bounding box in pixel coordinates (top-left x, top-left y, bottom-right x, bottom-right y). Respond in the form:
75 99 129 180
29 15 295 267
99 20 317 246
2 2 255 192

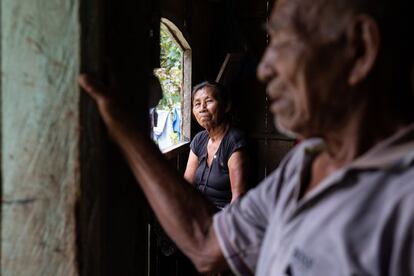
154 24 183 111
153 23 183 146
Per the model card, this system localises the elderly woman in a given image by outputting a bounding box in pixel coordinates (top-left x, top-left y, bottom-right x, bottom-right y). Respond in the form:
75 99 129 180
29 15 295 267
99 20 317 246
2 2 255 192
184 81 248 209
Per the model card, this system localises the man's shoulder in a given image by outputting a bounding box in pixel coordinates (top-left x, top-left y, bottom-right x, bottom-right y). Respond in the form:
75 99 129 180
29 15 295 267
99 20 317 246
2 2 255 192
381 160 414 202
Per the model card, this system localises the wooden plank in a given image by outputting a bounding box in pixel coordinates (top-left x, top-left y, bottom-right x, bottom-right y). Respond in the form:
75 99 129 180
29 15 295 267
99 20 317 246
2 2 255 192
237 0 268 18
78 0 106 274
161 0 186 28
93 0 159 275
249 139 295 183
1 0 80 274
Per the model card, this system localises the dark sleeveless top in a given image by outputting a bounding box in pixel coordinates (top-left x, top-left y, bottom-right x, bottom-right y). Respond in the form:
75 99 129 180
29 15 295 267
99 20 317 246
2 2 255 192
190 127 247 209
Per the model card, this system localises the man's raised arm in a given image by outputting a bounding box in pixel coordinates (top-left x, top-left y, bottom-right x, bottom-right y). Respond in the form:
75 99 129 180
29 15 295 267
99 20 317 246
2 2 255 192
79 74 228 273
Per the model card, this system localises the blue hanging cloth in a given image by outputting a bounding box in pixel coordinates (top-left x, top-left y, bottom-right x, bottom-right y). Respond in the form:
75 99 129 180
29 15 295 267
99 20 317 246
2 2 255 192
172 107 181 139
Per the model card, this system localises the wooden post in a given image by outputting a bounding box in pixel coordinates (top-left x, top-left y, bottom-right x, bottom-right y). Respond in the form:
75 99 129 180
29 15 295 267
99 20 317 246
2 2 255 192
1 0 159 275
1 0 80 274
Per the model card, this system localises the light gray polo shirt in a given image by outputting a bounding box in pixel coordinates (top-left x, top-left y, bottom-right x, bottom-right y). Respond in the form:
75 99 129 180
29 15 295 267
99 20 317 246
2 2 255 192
213 124 414 276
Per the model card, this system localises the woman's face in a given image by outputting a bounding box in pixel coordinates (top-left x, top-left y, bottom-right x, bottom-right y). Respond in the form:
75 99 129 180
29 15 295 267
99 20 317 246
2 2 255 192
192 87 224 130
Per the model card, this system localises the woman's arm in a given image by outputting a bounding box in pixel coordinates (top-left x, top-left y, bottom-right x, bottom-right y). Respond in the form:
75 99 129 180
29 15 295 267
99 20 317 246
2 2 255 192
228 150 249 203
184 150 198 185
78 75 228 273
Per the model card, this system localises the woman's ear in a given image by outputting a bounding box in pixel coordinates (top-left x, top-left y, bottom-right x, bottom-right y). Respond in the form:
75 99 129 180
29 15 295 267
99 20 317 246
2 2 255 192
347 15 380 86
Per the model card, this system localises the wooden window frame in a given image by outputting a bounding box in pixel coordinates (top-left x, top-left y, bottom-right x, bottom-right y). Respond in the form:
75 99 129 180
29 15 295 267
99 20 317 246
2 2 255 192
159 18 192 159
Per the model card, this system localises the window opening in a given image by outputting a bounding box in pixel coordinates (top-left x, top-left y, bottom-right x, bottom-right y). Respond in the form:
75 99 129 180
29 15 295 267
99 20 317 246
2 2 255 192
151 19 191 152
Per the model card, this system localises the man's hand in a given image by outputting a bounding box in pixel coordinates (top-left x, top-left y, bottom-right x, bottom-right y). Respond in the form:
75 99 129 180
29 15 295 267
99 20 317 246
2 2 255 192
79 74 107 100
78 74 137 138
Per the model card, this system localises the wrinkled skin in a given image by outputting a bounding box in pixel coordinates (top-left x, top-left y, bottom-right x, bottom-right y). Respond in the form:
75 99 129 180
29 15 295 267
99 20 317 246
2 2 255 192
257 0 354 139
192 87 227 131
78 0 406 273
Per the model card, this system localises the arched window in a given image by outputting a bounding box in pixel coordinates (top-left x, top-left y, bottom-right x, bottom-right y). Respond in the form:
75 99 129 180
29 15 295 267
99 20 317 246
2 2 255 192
151 19 191 153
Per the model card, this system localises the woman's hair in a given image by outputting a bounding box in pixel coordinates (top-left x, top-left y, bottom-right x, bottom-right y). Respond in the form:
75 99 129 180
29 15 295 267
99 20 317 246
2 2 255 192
191 81 231 109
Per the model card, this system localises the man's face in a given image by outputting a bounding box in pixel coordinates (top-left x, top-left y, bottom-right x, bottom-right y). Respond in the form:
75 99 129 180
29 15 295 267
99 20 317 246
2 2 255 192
258 0 350 138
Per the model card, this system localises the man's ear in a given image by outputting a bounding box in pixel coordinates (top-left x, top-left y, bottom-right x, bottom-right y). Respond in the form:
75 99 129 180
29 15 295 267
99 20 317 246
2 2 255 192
347 15 380 86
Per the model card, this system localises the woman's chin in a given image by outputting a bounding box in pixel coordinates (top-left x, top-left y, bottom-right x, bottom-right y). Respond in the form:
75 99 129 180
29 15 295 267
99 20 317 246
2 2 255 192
199 122 212 130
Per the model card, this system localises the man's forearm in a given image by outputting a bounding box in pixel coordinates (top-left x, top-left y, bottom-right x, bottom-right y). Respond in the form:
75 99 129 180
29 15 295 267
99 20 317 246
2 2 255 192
78 75 227 272
111 125 224 269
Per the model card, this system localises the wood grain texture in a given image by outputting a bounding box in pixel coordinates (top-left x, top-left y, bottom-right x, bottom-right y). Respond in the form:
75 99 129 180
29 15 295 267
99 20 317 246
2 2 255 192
1 0 80 274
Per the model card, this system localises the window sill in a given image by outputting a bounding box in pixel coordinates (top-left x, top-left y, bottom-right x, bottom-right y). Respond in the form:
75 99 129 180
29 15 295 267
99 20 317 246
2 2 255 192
162 141 190 160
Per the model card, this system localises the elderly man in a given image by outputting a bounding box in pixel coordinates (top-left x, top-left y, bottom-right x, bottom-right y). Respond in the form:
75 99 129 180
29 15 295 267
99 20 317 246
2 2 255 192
79 0 414 274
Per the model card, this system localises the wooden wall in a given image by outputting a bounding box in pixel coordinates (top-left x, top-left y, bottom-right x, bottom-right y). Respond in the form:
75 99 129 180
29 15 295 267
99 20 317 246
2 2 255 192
1 0 80 274
151 0 294 274
0 0 292 275
160 0 294 184
78 0 160 275
1 0 159 275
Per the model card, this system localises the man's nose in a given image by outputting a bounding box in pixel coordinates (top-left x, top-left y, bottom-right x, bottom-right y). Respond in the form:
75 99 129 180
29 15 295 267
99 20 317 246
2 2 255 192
257 49 275 82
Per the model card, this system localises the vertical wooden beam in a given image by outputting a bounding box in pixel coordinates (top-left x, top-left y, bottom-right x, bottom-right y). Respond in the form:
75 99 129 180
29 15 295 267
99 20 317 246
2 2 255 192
1 0 160 274
78 0 106 274
79 0 160 275
0 0 3 267
100 0 151 274
1 0 80 274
